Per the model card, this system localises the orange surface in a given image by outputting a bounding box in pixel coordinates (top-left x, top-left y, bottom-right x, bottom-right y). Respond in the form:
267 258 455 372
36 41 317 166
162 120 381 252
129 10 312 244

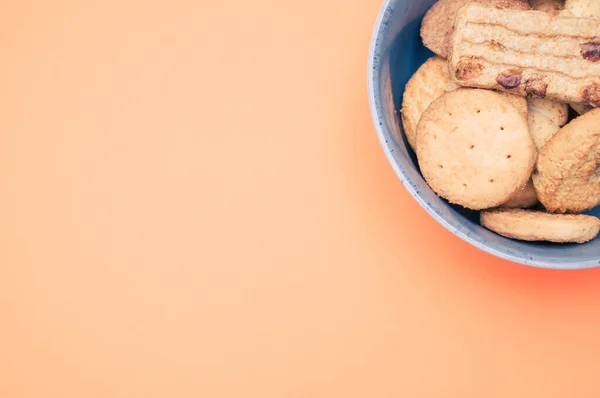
2 1 600 397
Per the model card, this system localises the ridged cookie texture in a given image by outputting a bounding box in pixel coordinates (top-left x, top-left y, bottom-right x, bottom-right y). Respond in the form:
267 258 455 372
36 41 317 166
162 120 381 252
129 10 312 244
449 4 600 106
420 0 530 59
533 108 600 213
401 57 459 151
481 209 600 243
416 88 535 210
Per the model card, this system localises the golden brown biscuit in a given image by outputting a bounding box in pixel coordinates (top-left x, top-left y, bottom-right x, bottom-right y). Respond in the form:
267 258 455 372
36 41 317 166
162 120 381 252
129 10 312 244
481 209 600 243
420 0 530 59
533 108 600 213
528 98 569 150
449 4 600 106
416 88 536 210
500 179 538 208
401 57 459 150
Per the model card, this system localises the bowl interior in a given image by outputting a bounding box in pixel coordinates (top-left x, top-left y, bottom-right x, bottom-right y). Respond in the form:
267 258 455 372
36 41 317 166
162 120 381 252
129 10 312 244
370 0 600 269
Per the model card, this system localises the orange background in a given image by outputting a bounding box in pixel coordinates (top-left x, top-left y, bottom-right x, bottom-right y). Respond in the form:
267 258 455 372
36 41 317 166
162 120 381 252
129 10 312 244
2 1 600 397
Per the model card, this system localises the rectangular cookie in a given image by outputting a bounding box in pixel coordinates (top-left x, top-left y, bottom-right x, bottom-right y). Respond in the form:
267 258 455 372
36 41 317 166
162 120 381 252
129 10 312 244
448 3 600 106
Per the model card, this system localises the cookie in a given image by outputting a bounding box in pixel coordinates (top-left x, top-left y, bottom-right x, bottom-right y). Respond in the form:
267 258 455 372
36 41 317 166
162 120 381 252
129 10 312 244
416 88 536 210
530 0 564 14
562 0 600 18
481 209 600 243
449 4 600 106
400 58 524 152
533 108 600 213
501 92 528 120
528 98 569 150
420 0 531 59
500 179 538 208
401 57 459 151
561 0 600 111
571 103 593 115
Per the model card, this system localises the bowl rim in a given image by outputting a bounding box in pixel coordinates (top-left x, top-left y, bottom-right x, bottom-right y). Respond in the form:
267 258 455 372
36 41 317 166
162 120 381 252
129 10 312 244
367 0 600 270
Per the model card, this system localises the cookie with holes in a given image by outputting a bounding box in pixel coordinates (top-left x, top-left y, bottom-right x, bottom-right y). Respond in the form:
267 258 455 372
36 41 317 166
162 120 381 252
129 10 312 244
533 108 600 213
416 88 536 210
481 209 600 243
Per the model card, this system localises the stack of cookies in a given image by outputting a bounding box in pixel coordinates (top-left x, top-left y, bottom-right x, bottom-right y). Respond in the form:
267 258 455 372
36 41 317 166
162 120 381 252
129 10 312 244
401 0 600 244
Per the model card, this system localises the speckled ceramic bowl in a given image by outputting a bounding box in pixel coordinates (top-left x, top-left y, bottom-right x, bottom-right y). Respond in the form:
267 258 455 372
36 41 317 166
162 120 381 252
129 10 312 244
368 0 600 269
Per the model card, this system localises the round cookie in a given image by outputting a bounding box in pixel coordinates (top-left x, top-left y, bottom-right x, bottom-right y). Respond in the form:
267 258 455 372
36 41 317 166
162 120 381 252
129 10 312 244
416 88 536 210
530 0 564 14
420 0 531 59
533 108 600 214
481 209 600 243
401 57 459 151
527 98 569 150
500 179 538 209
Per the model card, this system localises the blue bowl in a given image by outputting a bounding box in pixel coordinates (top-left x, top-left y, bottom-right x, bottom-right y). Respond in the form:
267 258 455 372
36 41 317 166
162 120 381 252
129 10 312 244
367 0 600 269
